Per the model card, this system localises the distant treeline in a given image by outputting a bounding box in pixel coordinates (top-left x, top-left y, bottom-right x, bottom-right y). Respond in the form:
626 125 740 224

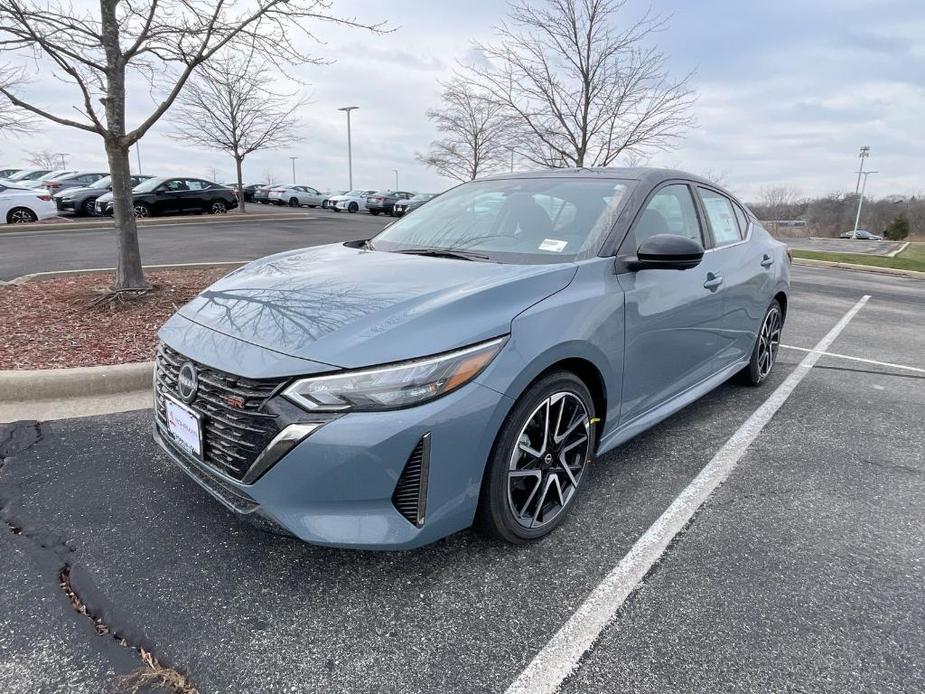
746 188 923 238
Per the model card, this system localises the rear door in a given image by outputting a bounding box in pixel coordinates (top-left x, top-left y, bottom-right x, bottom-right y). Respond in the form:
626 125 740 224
695 186 769 368
181 179 209 212
616 182 727 425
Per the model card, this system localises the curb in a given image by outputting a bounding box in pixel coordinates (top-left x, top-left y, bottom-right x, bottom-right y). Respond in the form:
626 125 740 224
0 361 154 401
886 242 910 258
793 257 925 279
0 211 314 235
5 260 247 285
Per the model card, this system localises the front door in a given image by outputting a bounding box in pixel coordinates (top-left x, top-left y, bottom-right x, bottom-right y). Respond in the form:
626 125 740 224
616 182 726 425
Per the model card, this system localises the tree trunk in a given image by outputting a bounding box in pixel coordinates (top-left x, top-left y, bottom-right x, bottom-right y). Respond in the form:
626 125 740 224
106 141 146 289
235 155 246 214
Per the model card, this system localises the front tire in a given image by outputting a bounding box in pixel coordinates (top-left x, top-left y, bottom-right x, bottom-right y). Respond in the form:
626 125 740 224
289 197 300 207
82 198 98 217
348 202 359 213
477 372 595 544
738 300 783 386
7 207 38 224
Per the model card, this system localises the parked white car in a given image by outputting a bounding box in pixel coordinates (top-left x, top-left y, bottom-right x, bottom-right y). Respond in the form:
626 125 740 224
267 185 325 207
0 182 57 223
329 189 378 213
22 170 78 190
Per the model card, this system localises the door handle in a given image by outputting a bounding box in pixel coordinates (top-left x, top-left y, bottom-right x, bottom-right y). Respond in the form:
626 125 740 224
761 255 774 268
703 273 724 290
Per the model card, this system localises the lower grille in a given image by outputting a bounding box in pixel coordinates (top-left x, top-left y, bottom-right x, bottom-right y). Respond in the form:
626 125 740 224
392 434 431 527
154 344 286 481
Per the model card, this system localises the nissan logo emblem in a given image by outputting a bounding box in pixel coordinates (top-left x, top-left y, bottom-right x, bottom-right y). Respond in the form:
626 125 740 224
177 362 199 403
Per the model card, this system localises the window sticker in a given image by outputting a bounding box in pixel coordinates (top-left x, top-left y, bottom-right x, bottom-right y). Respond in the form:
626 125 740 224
539 238 568 252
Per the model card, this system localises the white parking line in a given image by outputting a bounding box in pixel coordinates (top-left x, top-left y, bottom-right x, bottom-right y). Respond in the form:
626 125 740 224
781 345 925 374
504 294 871 694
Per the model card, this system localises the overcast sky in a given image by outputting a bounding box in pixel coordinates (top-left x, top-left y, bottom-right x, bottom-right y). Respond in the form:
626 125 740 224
3 0 923 200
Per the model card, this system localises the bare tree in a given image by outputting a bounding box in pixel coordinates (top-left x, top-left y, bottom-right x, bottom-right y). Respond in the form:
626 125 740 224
0 1 383 290
25 149 60 168
0 69 34 134
417 79 511 182
170 56 304 213
464 0 695 169
758 184 805 220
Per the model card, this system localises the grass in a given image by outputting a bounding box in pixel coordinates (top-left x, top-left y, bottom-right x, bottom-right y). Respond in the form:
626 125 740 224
792 242 925 272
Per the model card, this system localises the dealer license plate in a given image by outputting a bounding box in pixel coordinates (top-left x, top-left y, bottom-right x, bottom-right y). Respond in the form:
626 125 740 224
165 397 203 458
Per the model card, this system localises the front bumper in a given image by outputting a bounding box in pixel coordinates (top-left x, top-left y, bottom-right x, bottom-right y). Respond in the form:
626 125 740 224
153 344 512 550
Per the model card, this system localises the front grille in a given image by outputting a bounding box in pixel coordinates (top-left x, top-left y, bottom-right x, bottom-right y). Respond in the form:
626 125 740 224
392 434 431 527
154 344 287 481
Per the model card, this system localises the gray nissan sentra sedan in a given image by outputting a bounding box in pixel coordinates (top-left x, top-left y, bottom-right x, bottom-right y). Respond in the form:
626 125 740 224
154 168 790 550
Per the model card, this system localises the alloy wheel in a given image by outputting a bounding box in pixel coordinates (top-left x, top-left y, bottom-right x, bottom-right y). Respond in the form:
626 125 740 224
8 208 37 223
507 392 591 529
133 204 149 218
83 199 98 216
757 306 782 379
211 201 227 214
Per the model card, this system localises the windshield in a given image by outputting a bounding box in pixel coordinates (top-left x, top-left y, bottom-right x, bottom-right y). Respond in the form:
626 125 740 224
133 177 168 193
37 170 74 181
89 176 112 189
371 177 632 264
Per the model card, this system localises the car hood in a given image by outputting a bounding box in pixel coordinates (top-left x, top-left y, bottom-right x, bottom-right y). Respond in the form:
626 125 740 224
174 243 577 368
57 185 101 198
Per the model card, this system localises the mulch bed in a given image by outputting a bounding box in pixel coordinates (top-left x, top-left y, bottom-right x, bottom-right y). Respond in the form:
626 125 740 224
0 268 230 370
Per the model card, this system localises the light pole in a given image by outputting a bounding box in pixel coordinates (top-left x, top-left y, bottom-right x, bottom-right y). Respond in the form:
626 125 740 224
289 156 298 184
134 143 142 174
855 145 870 195
392 169 398 189
54 152 69 168
852 170 877 237
338 106 358 189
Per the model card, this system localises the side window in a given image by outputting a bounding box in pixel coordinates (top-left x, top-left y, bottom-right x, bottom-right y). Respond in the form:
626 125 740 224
633 184 703 247
164 179 187 192
733 203 749 235
185 179 205 191
698 188 741 246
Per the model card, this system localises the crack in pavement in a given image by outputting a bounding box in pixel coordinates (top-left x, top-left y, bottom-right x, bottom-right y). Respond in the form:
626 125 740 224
0 420 199 694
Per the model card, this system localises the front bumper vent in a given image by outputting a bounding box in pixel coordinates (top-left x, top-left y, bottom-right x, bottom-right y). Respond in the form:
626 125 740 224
392 434 431 527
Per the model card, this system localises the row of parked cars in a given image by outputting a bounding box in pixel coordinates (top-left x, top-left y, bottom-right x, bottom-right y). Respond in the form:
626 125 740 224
247 184 437 216
0 166 439 224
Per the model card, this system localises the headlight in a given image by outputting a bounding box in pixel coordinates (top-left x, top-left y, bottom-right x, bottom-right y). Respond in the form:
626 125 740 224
283 337 507 412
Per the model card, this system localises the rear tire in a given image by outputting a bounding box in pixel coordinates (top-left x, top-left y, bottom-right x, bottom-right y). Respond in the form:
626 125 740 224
477 371 595 544
369 209 380 216
737 300 783 387
82 198 98 217
209 200 228 214
133 202 152 219
348 202 359 213
289 197 300 207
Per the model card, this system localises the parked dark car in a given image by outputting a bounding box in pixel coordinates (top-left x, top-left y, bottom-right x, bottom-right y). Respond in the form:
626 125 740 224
39 171 108 196
228 183 262 203
55 174 153 216
366 190 414 216
97 177 237 217
392 193 438 217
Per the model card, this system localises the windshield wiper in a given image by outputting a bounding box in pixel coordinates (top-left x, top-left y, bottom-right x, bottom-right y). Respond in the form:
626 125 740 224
393 247 490 261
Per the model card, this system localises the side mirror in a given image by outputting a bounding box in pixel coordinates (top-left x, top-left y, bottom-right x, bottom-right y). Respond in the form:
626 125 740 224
627 234 704 271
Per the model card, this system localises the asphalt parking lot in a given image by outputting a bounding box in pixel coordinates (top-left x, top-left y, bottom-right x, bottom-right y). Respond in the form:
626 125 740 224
784 237 905 256
0 211 388 281
1 264 923 693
